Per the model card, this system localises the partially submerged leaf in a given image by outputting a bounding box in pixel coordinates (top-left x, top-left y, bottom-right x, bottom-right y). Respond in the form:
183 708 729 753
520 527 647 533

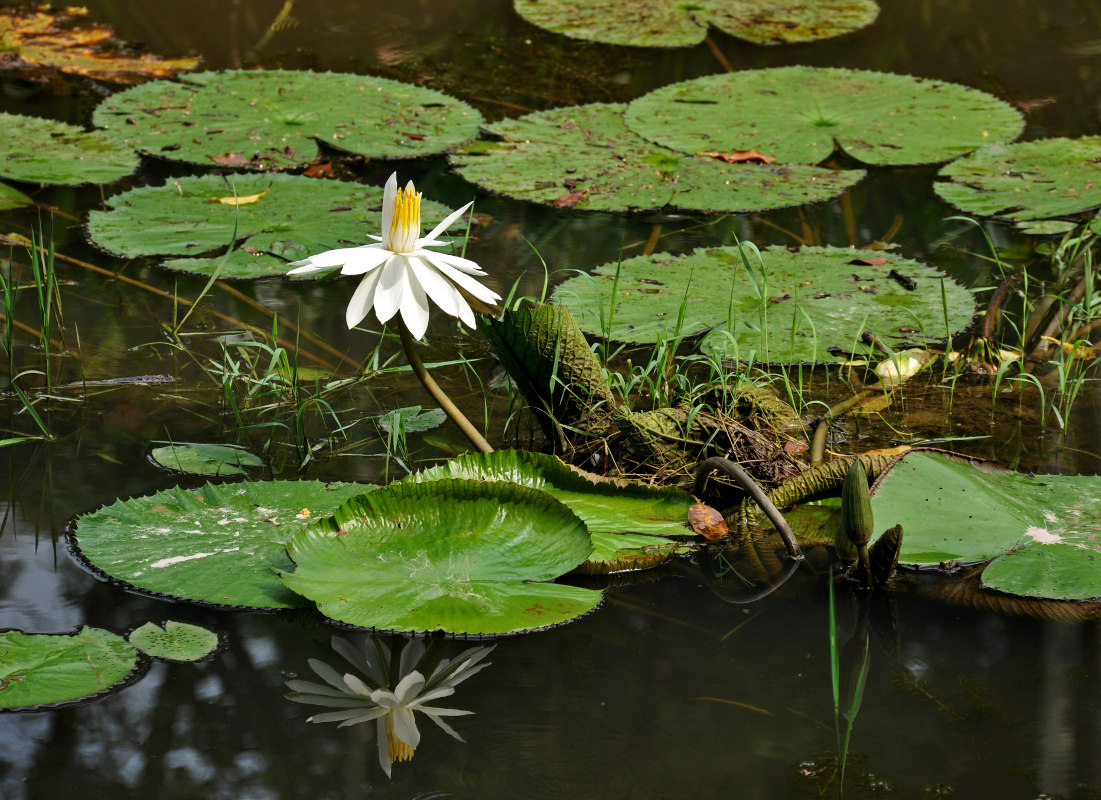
0 112 138 186
0 181 34 211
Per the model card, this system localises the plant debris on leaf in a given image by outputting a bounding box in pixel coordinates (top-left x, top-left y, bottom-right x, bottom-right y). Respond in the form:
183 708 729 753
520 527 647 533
0 112 139 186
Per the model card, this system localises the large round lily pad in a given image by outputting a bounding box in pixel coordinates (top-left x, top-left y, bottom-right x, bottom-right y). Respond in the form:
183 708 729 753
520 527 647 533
514 0 879 47
70 480 372 609
552 245 976 361
85 172 460 278
625 67 1024 167
935 137 1101 221
281 480 604 636
871 450 1101 601
92 70 483 169
0 627 142 710
449 103 864 213
0 112 138 185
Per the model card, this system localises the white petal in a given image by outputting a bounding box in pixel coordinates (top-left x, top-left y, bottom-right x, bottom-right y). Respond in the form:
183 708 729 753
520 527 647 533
338 245 392 276
391 707 421 749
392 671 426 703
346 268 384 329
422 713 465 742
286 262 330 276
376 719 393 777
380 173 398 245
416 248 487 276
419 200 473 246
409 257 463 318
372 255 410 325
421 253 502 306
399 267 431 340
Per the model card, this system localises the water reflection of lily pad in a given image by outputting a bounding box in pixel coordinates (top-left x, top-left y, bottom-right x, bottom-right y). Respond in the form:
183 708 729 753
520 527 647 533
85 173 460 279
514 0 879 47
553 244 976 361
92 70 483 169
282 480 603 636
625 67 1023 166
871 451 1101 601
935 137 1101 221
0 113 138 186
70 480 372 609
450 103 863 213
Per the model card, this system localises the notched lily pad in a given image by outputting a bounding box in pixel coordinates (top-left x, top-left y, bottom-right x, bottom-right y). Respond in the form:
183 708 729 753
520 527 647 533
625 67 1023 167
150 443 263 476
0 113 139 186
128 621 220 662
92 70 483 169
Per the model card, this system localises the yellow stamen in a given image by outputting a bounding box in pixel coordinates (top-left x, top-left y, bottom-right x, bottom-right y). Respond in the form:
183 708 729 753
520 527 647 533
388 185 421 253
387 729 416 763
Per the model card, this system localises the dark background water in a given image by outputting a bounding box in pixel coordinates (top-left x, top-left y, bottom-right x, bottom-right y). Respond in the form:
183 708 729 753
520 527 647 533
2 0 1101 797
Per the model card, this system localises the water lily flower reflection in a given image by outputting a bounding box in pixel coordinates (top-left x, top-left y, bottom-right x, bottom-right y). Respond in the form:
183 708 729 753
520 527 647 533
287 173 500 339
286 635 494 778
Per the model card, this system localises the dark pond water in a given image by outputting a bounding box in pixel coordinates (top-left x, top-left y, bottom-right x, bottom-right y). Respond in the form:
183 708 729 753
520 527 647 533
2 0 1101 797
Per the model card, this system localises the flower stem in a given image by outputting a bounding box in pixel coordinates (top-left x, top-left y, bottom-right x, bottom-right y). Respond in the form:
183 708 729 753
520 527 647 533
399 322 494 454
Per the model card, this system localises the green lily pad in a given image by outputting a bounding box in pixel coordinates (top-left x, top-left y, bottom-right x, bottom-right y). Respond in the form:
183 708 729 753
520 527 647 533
85 172 461 278
0 182 34 210
552 244 976 361
0 112 138 185
870 450 1101 601
449 103 864 213
377 406 448 435
579 531 686 575
0 627 141 710
403 449 692 536
70 480 372 609
515 0 879 47
281 480 603 636
92 70 483 169
935 137 1101 221
150 443 263 476
128 621 219 662
625 67 1023 166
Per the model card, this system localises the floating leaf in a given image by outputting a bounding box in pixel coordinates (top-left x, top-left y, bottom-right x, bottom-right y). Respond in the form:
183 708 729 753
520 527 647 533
0 6 200 84
70 480 372 609
149 443 263 476
578 531 686 574
935 137 1101 221
85 172 461 278
0 113 138 186
871 451 1101 601
92 70 483 169
281 480 603 636
450 103 863 213
514 0 879 47
376 406 448 435
625 67 1023 166
0 627 141 710
0 182 33 211
128 621 219 662
552 245 976 361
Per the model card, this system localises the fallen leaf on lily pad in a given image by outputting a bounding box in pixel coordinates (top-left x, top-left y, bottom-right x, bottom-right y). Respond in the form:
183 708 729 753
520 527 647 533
210 190 270 206
697 149 776 164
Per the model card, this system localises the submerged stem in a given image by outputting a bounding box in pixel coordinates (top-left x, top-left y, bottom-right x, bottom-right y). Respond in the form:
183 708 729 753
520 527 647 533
399 322 493 454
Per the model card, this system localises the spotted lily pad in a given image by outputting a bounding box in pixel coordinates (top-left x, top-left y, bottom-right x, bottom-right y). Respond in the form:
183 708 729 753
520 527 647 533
514 0 879 47
69 480 372 609
935 137 1101 221
552 244 976 362
128 621 219 662
450 102 863 213
625 67 1023 166
0 627 141 710
0 113 139 186
85 172 461 278
281 480 603 636
150 443 263 476
92 70 483 169
871 450 1101 601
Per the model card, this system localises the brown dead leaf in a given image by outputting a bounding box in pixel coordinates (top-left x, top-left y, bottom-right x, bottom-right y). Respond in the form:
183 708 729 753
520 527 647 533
553 190 586 209
848 257 889 266
688 498 729 541
303 161 334 178
696 149 776 165
208 153 255 167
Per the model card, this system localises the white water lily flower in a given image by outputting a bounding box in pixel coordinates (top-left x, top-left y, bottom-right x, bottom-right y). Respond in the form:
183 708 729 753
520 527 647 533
287 172 501 339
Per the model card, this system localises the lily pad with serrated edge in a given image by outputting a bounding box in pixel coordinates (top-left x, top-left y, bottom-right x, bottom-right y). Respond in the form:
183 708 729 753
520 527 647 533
870 450 1101 601
0 113 138 186
150 443 263 476
450 102 863 213
281 480 603 636
92 70 483 170
403 449 692 536
128 621 219 662
69 480 372 609
625 67 1023 167
85 172 462 279
935 137 1101 222
0 627 143 710
514 0 879 48
552 244 976 360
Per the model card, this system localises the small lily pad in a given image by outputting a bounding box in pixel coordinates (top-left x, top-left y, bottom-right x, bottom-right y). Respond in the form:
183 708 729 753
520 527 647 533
92 70 483 169
0 113 139 186
150 443 263 476
935 137 1101 221
450 102 863 213
625 67 1023 166
70 480 372 609
0 627 141 710
281 480 604 636
0 182 34 211
377 406 448 435
515 0 879 47
128 621 219 662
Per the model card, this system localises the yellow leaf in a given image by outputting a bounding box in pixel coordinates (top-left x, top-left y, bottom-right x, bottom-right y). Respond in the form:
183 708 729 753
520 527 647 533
210 190 269 206
1041 336 1097 360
